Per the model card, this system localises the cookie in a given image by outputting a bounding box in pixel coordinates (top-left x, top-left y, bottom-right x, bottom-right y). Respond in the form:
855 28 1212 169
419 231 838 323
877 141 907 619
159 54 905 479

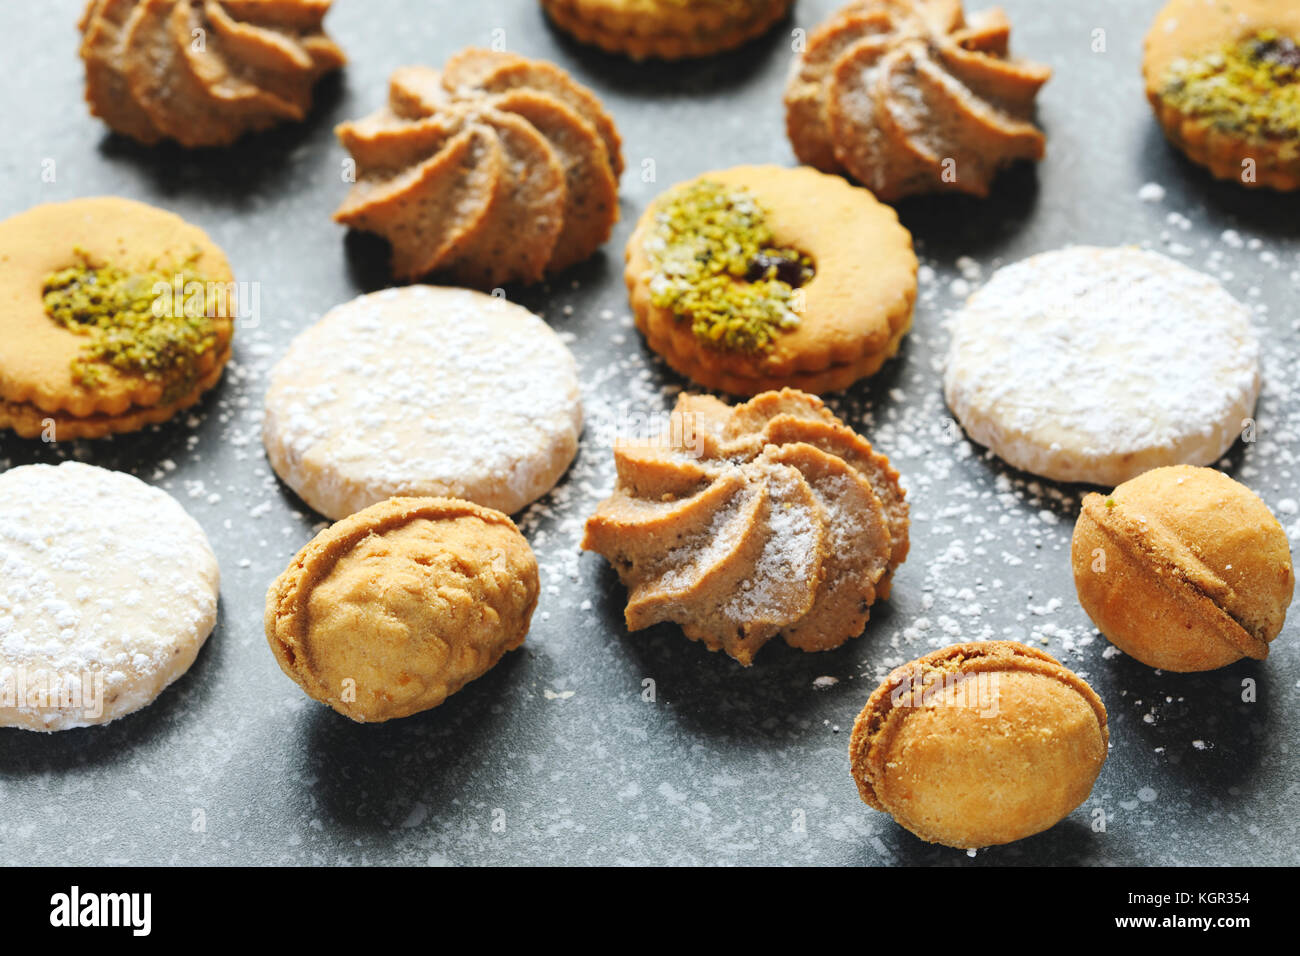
334 48 622 286
582 388 908 665
849 642 1109 848
626 165 917 396
943 247 1261 486
263 286 583 520
1072 466 1294 672
79 0 345 148
0 462 220 732
785 0 1050 200
0 197 236 440
1144 0 1300 191
540 0 794 60
265 496 538 722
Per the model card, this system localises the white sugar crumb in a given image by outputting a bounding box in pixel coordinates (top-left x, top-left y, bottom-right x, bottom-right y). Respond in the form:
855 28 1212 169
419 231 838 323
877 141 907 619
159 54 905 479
812 676 839 690
1137 182 1166 202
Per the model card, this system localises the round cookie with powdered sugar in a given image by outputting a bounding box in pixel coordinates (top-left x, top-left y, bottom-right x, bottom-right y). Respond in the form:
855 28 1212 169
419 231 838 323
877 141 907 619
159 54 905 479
0 462 220 732
262 286 583 520
943 246 1261 487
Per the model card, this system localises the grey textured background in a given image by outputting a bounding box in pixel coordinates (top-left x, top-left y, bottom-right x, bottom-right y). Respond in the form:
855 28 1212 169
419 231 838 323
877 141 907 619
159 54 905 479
1 0 1298 865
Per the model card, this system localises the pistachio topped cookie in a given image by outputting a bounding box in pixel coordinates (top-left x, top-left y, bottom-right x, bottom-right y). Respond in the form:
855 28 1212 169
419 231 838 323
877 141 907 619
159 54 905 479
1145 0 1300 190
540 0 795 61
626 165 917 396
0 197 235 439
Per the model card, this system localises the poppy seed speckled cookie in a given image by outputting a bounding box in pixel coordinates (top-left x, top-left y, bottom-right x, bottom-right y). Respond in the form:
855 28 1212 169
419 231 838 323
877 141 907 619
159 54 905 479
0 462 220 732
262 286 582 519
265 496 538 722
626 165 917 396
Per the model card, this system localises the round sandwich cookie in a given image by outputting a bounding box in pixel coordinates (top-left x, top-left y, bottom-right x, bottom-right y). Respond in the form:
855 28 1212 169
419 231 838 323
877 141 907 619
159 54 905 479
0 462 220 732
943 246 1261 486
626 165 918 396
1144 0 1300 191
265 496 539 723
0 197 236 440
263 286 583 520
539 0 795 61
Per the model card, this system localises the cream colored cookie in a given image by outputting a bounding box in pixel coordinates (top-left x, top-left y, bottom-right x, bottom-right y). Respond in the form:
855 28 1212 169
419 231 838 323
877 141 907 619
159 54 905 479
263 286 583 519
0 462 220 731
943 247 1260 486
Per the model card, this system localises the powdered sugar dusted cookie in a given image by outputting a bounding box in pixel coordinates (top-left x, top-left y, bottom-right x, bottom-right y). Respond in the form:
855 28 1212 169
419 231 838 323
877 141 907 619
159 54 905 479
262 286 583 519
0 462 220 731
943 247 1261 486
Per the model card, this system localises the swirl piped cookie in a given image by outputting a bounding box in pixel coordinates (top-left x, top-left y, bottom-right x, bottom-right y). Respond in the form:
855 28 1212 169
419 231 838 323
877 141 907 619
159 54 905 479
539 0 794 60
785 0 1050 200
582 388 908 665
0 198 235 440
334 49 623 287
626 166 917 396
1144 0 1300 191
79 0 345 147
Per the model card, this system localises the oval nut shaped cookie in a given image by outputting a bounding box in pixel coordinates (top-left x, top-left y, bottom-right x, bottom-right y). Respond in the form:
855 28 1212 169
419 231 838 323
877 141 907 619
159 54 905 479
849 642 1109 849
1071 466 1294 672
265 497 539 722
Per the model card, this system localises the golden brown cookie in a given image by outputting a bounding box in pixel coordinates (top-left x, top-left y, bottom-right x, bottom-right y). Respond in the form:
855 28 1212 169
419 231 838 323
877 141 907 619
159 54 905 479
0 197 235 439
626 165 917 396
1072 466 1294 672
79 0 345 148
785 0 1050 200
582 388 908 665
849 642 1109 849
334 49 622 287
1144 0 1300 191
540 0 794 60
265 497 539 723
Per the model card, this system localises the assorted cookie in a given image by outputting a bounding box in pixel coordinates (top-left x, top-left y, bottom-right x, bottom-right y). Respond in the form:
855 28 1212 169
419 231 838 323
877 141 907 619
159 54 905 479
1144 0 1300 191
626 165 918 395
262 286 582 520
0 462 220 731
540 0 794 60
265 497 538 723
79 0 345 148
583 388 908 665
786 0 1051 200
0 197 236 440
1072 466 1294 673
334 48 623 286
849 642 1109 848
943 246 1261 487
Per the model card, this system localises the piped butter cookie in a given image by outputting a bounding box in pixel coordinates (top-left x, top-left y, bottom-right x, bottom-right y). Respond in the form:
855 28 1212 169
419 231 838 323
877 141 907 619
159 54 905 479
1144 0 1300 191
943 247 1260 486
0 462 220 732
626 165 917 396
539 0 794 61
79 0 345 148
0 197 235 440
582 388 908 665
262 286 582 520
334 48 622 287
265 496 538 723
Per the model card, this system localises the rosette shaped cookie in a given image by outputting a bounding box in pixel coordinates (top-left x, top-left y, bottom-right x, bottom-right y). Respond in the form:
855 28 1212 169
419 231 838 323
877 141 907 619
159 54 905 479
79 0 345 147
334 49 623 287
785 0 1050 200
582 388 908 665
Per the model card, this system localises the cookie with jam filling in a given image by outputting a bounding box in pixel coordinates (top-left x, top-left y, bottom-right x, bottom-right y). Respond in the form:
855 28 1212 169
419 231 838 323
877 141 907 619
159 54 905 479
625 165 917 396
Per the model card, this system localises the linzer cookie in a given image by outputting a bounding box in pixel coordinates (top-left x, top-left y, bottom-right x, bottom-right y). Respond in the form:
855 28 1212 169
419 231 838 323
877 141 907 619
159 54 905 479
539 0 794 60
582 388 908 665
334 48 622 287
0 197 235 440
79 0 345 147
626 165 917 396
1144 0 1300 191
785 0 1050 200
